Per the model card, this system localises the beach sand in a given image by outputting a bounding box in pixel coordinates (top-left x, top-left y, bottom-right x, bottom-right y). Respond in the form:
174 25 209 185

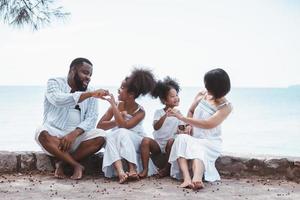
0 173 299 200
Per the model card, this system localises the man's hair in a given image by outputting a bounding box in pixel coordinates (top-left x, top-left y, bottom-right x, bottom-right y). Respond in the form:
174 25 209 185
69 58 93 69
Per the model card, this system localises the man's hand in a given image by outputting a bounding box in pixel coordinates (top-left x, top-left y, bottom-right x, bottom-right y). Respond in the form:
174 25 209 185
92 89 109 98
59 130 81 152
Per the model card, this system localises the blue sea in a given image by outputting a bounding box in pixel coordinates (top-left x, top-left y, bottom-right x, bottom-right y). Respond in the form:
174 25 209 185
0 86 299 157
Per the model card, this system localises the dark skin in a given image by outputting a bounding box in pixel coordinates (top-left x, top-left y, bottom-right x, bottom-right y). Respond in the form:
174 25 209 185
38 62 108 180
97 80 144 183
139 88 180 178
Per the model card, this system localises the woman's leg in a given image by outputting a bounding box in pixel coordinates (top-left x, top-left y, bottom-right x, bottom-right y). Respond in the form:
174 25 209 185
139 137 161 178
191 159 205 190
113 160 128 184
177 157 192 188
127 161 139 180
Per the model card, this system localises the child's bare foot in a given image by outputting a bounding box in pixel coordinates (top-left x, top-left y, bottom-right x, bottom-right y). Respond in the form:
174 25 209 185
191 181 204 190
118 172 128 184
54 161 66 179
70 165 84 180
138 170 148 179
156 167 169 178
179 180 193 188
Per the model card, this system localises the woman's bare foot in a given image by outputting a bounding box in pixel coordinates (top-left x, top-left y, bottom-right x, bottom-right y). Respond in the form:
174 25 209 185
179 179 193 188
138 169 148 179
118 172 128 184
70 165 85 180
54 161 66 179
128 170 139 181
191 181 204 190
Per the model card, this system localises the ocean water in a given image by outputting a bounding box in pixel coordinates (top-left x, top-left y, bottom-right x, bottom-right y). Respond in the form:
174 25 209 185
0 86 299 157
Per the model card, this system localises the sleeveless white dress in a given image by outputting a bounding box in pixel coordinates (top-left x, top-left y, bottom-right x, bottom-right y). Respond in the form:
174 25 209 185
168 98 230 182
102 106 157 177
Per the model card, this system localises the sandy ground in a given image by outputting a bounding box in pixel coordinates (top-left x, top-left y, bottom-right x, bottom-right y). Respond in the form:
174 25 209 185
0 173 299 200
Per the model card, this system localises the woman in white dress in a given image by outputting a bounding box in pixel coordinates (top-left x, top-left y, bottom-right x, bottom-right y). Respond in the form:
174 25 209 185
97 68 157 183
168 68 232 190
139 76 184 178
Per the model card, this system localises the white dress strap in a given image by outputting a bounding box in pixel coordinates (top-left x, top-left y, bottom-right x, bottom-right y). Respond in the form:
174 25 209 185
216 101 231 110
132 105 143 115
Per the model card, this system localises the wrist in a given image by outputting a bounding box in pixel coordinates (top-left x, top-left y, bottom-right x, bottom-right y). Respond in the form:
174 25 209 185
75 127 84 136
179 115 185 121
87 91 93 98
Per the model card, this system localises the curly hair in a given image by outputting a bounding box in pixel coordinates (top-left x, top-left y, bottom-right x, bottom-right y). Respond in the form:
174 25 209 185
151 76 180 104
125 68 157 98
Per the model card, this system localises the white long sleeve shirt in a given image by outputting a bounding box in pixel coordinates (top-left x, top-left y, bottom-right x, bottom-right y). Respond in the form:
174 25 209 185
43 77 98 132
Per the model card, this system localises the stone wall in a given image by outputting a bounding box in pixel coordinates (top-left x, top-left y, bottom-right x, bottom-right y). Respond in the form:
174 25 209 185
0 151 299 182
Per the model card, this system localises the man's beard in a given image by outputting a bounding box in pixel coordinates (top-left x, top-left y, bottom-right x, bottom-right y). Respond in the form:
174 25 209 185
74 73 87 91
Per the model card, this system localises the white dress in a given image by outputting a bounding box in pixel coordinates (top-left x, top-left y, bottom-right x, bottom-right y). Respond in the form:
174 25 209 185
168 99 230 182
152 108 184 153
102 106 157 177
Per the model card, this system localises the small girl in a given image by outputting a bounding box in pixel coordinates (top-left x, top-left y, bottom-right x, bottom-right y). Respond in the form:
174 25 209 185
97 68 157 183
139 77 184 178
168 68 232 190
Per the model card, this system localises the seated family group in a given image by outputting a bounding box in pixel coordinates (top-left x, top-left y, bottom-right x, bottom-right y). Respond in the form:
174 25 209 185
35 57 232 190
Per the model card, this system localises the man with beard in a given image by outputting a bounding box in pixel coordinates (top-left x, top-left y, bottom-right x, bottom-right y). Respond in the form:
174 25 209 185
35 57 107 180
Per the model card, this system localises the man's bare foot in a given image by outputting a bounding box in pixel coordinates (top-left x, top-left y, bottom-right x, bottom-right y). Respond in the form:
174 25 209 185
191 181 204 190
179 180 193 188
138 169 148 179
118 172 128 184
70 165 84 180
54 161 66 179
156 167 169 178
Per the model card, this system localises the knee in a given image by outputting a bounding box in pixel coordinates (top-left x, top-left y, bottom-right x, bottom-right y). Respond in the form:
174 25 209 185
141 137 152 146
38 131 50 144
166 138 174 147
167 138 174 145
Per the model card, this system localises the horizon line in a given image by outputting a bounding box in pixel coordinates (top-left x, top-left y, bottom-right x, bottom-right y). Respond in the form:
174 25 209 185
0 84 299 89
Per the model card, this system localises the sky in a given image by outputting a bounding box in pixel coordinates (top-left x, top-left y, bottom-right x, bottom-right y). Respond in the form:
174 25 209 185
1 0 300 87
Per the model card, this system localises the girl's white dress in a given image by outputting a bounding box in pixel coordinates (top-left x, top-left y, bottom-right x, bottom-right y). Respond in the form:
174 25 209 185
152 108 184 153
168 98 230 182
102 106 157 177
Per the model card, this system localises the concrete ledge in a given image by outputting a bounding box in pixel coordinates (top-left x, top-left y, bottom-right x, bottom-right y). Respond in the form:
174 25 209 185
0 151 300 182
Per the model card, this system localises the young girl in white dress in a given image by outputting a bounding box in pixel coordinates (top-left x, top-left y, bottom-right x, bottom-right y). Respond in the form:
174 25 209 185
97 68 157 183
139 77 184 178
168 68 232 190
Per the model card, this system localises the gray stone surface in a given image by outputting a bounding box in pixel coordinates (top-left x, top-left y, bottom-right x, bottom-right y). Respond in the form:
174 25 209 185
0 151 17 172
1 151 300 182
35 152 54 172
18 152 36 172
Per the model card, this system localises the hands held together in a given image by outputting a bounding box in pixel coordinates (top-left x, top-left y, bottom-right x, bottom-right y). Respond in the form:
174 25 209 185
91 89 117 105
165 108 192 135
